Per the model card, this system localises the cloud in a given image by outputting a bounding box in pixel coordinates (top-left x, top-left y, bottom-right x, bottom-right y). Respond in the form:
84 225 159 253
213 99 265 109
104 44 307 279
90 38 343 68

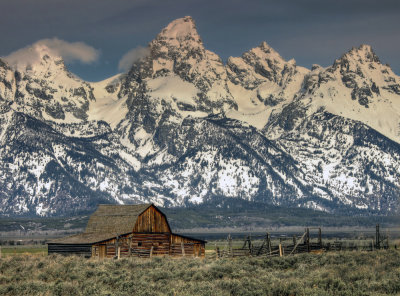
118 46 150 72
3 38 99 69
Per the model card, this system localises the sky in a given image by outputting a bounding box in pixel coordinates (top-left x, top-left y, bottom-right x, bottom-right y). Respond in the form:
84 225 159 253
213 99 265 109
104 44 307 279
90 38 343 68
1 0 399 81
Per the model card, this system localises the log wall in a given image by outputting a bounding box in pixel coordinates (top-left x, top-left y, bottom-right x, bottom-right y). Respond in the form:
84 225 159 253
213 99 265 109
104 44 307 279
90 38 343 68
91 233 205 258
133 205 171 233
48 244 92 258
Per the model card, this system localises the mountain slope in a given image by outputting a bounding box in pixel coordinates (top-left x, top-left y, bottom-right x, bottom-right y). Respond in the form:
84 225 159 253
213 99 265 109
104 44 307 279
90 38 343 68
0 17 399 216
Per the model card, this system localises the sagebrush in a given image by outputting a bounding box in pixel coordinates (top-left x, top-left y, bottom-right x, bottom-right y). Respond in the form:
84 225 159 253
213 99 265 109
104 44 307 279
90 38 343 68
0 250 399 295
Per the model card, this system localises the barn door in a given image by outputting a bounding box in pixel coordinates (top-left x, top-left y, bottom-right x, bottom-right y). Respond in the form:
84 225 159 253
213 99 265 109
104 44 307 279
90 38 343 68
99 245 106 259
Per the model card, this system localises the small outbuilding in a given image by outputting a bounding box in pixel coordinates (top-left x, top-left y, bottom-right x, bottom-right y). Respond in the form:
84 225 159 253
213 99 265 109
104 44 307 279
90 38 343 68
48 204 205 258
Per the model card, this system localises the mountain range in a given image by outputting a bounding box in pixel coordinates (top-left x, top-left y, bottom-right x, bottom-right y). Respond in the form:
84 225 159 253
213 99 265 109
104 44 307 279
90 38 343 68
1 16 399 216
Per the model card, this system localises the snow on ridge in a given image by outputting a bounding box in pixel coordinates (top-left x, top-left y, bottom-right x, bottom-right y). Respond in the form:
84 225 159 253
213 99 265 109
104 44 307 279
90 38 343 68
147 75 198 106
89 74 128 129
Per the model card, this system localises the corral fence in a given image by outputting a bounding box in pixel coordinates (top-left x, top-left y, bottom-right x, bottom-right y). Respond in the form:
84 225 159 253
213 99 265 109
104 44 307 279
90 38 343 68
215 224 391 258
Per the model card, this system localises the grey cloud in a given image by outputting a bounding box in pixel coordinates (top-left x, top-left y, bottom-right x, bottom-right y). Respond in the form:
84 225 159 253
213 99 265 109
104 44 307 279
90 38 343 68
118 46 150 72
3 38 99 69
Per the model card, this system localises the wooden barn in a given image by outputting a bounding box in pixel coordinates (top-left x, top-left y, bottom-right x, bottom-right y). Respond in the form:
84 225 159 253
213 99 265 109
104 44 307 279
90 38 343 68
48 204 206 258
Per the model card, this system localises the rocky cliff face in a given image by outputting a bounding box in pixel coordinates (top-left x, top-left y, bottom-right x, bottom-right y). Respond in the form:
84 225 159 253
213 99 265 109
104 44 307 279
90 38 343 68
0 17 399 216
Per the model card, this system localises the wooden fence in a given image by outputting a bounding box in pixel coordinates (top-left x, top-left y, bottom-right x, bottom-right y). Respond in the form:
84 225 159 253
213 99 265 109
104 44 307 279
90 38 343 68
93 239 200 259
215 225 390 258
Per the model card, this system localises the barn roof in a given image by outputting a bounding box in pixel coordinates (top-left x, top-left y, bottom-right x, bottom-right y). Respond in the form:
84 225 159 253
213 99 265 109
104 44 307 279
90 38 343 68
49 203 153 244
85 203 152 234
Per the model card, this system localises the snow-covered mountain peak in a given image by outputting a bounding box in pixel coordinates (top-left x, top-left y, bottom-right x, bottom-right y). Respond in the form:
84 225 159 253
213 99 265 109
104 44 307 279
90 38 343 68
122 16 232 110
157 16 201 46
333 44 381 71
0 42 99 125
4 42 66 74
226 41 307 97
255 41 286 63
346 44 380 63
279 43 400 145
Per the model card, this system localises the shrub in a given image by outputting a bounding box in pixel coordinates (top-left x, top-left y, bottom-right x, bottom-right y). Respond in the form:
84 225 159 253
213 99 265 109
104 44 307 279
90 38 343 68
0 251 399 295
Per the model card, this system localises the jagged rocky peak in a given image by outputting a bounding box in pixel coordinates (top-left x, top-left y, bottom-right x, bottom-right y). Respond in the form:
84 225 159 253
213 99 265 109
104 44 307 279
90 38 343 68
343 44 380 64
253 41 288 63
2 42 96 123
120 15 231 115
332 44 383 73
227 41 304 90
329 44 400 96
148 16 207 77
149 16 226 89
156 16 202 47
122 16 226 89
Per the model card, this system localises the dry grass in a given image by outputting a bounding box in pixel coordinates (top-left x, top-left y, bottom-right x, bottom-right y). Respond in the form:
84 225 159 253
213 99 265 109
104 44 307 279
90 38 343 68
0 245 47 257
0 250 399 295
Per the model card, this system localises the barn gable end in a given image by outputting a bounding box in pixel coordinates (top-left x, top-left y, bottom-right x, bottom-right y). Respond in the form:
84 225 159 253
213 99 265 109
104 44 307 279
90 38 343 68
133 204 171 233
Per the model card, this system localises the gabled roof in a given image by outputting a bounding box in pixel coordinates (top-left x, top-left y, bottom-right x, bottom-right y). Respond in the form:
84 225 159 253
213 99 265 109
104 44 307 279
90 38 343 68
48 203 153 244
85 204 152 234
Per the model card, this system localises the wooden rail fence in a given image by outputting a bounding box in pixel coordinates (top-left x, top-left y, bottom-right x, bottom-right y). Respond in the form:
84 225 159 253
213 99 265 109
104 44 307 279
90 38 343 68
215 225 390 258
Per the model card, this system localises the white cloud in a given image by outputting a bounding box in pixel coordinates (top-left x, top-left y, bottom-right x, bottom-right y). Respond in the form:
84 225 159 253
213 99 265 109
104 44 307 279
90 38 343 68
118 46 150 72
3 38 99 69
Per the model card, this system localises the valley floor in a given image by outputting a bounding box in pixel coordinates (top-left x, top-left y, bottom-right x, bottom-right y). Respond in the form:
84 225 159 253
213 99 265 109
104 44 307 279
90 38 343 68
0 250 399 295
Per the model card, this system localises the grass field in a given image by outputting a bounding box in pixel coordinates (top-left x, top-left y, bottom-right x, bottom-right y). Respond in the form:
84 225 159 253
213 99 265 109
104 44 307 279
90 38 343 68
0 245 47 257
0 250 399 295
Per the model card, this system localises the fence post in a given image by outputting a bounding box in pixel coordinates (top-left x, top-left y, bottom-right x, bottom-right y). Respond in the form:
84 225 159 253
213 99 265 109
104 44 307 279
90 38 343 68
318 228 322 248
267 233 272 256
386 230 389 249
115 234 119 258
117 247 121 259
228 234 232 257
376 224 380 249
306 228 310 252
128 236 132 257
249 234 252 253
150 246 154 258
181 242 185 257
279 244 283 257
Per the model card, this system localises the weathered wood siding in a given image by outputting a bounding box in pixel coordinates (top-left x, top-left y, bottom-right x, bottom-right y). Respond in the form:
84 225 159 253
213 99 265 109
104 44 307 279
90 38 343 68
133 205 171 233
170 234 198 244
131 233 170 256
48 244 92 257
92 234 131 258
91 232 205 258
92 233 171 258
170 234 205 257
